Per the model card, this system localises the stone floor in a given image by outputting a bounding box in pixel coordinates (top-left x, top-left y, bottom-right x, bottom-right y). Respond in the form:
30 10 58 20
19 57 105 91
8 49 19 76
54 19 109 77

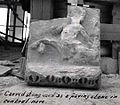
0 74 120 105
0 60 119 105
0 45 120 105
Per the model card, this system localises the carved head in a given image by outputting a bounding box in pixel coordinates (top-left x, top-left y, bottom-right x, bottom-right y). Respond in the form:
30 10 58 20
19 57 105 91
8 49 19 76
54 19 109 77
68 6 86 24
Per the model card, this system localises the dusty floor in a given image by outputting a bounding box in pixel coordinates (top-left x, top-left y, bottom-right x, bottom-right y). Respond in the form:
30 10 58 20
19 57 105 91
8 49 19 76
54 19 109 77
0 45 120 105
0 73 120 105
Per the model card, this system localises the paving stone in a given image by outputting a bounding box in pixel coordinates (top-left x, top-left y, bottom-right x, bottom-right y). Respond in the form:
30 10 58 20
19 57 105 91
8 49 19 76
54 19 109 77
25 6 101 89
25 65 101 89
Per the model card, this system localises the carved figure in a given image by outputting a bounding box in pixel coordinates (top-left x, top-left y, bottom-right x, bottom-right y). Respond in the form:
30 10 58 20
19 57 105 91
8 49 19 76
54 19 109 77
25 5 101 89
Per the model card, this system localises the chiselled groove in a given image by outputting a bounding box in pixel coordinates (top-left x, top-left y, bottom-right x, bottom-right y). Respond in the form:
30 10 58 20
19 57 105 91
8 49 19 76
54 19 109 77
26 72 46 83
56 77 62 83
84 78 88 84
46 75 55 82
36 76 39 82
25 70 101 88
88 80 94 85
27 73 99 86
29 75 33 82
71 78 78 84
46 75 99 86
95 79 99 84
46 75 50 82
62 76 71 84
79 78 82 84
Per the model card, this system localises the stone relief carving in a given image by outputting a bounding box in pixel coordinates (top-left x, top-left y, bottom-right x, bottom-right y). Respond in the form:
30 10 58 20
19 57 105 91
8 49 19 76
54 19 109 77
25 5 101 89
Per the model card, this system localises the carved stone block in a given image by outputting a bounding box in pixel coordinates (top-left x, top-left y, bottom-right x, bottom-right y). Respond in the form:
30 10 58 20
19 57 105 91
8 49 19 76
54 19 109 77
25 5 101 89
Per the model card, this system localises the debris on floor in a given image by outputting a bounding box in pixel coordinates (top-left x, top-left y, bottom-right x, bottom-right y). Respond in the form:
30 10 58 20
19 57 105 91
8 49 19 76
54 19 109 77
0 60 14 66
0 76 24 89
0 65 12 76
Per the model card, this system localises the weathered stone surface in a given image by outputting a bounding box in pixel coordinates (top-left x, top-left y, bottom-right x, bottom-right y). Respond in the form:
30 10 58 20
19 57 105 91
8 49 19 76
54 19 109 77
25 6 101 89
25 65 101 89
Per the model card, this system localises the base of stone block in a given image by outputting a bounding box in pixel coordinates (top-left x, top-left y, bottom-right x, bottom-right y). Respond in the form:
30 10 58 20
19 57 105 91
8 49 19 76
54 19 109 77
25 65 101 89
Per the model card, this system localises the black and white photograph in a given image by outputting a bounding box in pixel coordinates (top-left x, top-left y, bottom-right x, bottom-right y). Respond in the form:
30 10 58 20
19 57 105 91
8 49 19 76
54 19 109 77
0 0 120 105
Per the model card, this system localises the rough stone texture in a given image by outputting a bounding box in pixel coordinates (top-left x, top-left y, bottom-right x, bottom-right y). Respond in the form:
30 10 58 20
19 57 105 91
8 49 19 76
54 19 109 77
25 66 101 89
25 6 101 89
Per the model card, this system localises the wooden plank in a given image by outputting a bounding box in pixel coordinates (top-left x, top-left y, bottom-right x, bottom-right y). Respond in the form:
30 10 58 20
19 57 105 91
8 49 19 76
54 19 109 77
30 0 33 18
31 0 43 20
101 23 120 59
85 0 120 4
54 2 67 10
54 0 67 18
54 10 67 17
31 0 53 20
55 0 64 2
42 0 53 19
101 24 120 33
101 33 120 41
101 24 120 41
